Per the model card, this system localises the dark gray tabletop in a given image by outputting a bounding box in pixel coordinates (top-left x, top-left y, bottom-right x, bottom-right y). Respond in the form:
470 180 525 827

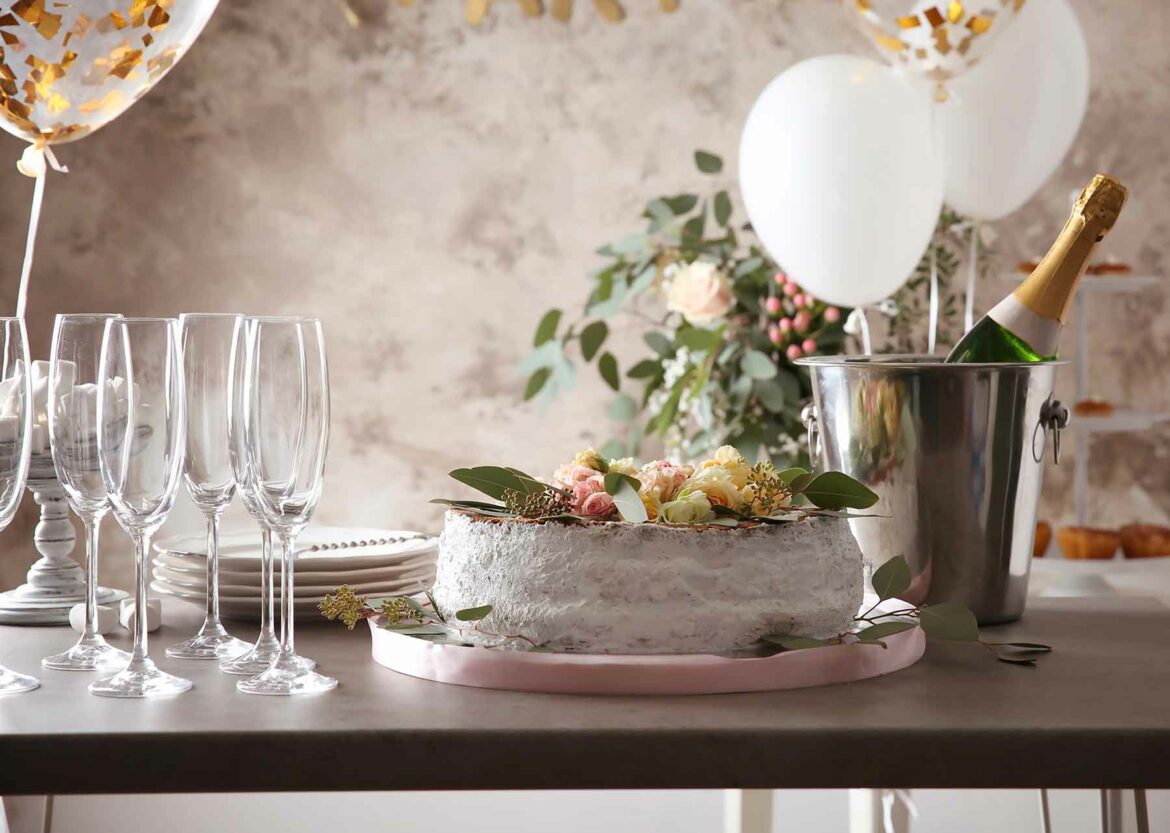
0 596 1166 795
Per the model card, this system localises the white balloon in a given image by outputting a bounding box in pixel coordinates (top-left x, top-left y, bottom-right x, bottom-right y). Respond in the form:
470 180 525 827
739 55 943 308
936 0 1089 221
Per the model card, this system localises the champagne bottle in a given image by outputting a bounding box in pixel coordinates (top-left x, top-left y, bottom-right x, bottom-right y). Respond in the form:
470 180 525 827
945 174 1128 363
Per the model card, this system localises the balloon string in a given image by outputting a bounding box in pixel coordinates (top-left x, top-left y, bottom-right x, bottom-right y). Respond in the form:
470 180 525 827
928 243 939 354
858 307 872 355
964 220 979 332
14 142 68 321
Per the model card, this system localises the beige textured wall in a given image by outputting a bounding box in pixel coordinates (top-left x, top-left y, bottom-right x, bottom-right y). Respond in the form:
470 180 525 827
0 0 1166 591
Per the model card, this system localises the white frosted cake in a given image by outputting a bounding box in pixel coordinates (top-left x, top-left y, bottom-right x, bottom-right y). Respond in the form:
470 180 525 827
431 509 864 655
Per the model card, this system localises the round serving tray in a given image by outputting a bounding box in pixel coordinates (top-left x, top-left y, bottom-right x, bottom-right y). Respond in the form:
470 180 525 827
369 603 924 696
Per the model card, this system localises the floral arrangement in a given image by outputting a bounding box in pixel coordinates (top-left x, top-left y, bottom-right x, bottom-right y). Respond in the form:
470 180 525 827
431 445 878 527
521 149 848 467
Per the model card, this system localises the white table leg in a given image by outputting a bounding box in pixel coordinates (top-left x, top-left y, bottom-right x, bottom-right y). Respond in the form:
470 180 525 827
0 796 51 833
722 789 773 833
1134 789 1150 833
1100 789 1124 833
1038 789 1052 833
849 789 911 833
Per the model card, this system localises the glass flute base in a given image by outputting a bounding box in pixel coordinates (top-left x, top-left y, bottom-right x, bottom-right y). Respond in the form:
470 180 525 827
0 664 40 694
42 634 131 671
219 639 315 676
237 656 336 696
166 624 250 660
89 658 192 698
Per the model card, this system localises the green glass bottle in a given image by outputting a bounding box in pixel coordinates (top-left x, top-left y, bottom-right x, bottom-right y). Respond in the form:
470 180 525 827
945 174 1128 363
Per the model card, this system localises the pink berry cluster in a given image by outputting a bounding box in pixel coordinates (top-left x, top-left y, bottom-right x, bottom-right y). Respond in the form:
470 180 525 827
763 272 840 361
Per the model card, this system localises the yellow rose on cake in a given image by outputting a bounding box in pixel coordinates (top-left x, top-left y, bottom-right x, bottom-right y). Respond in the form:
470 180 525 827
666 261 733 326
606 457 639 477
700 445 750 489
659 489 714 524
681 464 745 511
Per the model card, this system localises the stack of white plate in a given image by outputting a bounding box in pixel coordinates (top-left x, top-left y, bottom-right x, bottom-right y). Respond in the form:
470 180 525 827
151 526 439 620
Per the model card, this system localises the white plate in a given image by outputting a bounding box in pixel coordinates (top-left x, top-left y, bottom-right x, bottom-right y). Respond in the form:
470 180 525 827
154 527 437 570
151 568 435 598
152 579 436 620
153 551 436 584
1030 554 1170 597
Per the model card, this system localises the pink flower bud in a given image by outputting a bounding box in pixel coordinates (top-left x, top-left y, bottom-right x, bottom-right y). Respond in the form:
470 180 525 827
767 325 783 345
791 293 805 308
802 338 817 353
764 296 782 315
778 317 793 333
782 281 799 297
823 306 841 323
793 311 812 333
786 344 803 361
773 271 788 285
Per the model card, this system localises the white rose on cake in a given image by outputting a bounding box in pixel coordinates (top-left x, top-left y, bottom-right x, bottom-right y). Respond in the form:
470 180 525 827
666 260 733 325
659 489 714 524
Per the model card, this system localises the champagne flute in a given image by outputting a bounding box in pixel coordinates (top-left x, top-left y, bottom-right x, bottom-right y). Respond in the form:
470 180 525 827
42 314 131 671
166 314 249 661
90 318 191 698
237 318 335 696
220 316 314 676
0 319 37 694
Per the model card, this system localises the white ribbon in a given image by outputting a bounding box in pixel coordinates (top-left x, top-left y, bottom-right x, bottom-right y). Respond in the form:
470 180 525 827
881 788 919 833
963 220 980 333
14 141 68 321
844 307 872 355
928 244 940 355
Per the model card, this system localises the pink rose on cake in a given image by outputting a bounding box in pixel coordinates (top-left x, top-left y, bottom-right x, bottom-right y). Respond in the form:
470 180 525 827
637 460 694 504
553 463 600 490
568 473 617 519
665 261 733 325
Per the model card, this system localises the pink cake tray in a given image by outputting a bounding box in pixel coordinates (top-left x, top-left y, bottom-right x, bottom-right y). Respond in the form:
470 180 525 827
368 613 925 696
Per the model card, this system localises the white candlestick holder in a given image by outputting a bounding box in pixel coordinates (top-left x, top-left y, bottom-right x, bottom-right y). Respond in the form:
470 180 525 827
0 454 126 625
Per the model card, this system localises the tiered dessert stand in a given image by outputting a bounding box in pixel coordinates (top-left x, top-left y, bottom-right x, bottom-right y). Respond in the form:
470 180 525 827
0 454 126 625
1068 274 1168 525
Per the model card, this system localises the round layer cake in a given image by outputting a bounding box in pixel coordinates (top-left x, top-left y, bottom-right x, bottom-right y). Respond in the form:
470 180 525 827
431 509 864 655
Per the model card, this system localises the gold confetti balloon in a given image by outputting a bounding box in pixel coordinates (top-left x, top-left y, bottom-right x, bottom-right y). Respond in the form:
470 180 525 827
0 0 218 145
843 0 1026 99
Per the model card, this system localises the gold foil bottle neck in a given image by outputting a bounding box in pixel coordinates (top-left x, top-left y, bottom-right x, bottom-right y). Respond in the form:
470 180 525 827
1075 174 1127 234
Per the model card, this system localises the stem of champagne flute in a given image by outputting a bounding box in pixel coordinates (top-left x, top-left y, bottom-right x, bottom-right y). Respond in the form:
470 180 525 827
82 516 100 640
260 526 274 641
279 531 296 657
204 511 223 628
128 532 150 670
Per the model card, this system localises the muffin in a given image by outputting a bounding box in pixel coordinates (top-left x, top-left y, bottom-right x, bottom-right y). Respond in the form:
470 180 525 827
1073 399 1114 417
1119 524 1170 559
1057 526 1119 560
1033 521 1052 558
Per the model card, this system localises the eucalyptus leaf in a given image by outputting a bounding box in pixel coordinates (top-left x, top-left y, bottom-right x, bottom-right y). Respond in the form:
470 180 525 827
533 309 561 347
708 517 741 527
733 256 765 278
600 438 626 461
524 367 551 401
663 194 698 214
604 471 648 523
776 467 808 487
676 327 722 353
799 472 879 510
455 605 494 622
753 377 787 412
682 214 706 243
740 349 778 380
518 341 563 375
761 635 830 651
429 498 512 514
607 393 638 422
694 149 723 174
448 466 545 501
628 263 658 295
714 190 732 226
856 621 917 642
870 555 912 602
627 359 661 379
918 602 980 642
382 623 451 635
787 472 815 493
598 352 621 391
580 321 608 361
644 331 674 357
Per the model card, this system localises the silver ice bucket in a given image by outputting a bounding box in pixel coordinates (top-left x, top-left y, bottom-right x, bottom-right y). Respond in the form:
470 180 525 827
797 355 1069 625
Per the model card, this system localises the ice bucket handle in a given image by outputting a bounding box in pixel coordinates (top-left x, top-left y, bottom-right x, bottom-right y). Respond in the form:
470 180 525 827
1037 397 1070 465
800 402 821 466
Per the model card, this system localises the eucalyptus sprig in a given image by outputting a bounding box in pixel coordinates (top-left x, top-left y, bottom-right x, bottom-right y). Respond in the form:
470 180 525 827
762 556 1053 667
319 587 538 648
